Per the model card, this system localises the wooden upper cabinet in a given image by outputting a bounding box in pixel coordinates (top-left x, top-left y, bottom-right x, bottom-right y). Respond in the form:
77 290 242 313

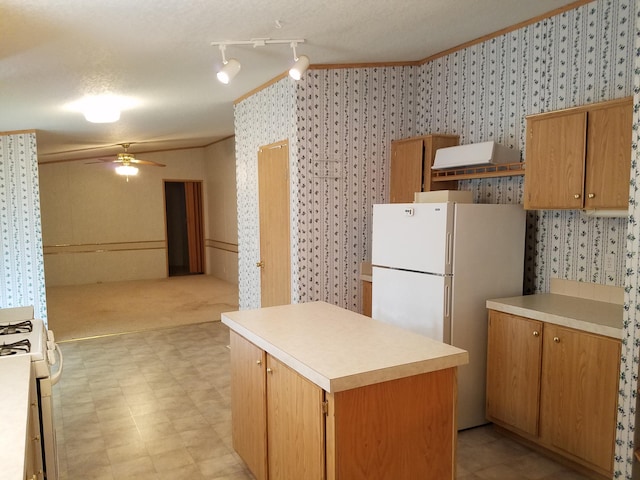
584 101 633 209
390 134 458 203
524 97 632 210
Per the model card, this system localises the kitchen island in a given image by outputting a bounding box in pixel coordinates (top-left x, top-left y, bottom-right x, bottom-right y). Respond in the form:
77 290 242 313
222 301 468 480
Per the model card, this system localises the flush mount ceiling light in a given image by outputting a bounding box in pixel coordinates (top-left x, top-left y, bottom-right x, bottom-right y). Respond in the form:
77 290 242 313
211 38 308 84
66 95 140 123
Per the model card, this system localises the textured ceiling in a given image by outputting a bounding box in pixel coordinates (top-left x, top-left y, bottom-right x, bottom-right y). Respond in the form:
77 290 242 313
1 0 581 162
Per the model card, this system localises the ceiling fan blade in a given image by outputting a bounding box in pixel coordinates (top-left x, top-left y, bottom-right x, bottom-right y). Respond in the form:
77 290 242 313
129 158 166 167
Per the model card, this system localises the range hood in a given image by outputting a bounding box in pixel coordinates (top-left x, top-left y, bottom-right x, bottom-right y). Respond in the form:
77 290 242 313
432 141 520 170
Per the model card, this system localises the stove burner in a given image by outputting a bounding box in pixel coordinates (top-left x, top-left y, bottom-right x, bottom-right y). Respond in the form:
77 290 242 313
0 320 33 335
0 338 31 356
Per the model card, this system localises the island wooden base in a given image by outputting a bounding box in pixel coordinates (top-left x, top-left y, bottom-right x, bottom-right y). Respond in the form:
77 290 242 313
327 368 457 480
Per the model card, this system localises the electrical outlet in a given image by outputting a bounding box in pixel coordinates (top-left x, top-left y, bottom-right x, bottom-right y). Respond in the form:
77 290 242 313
605 253 616 273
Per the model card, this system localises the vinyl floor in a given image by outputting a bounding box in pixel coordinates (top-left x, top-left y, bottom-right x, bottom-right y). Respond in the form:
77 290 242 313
53 321 592 480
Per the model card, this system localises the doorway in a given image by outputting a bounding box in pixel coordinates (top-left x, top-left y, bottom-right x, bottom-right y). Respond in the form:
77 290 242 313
164 180 205 276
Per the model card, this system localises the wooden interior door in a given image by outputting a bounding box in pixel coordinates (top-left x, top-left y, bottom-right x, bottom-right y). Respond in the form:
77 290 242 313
266 355 325 480
184 181 204 273
258 140 291 307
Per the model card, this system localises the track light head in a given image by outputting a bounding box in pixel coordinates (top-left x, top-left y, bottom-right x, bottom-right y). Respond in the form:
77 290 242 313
216 44 241 84
217 58 241 84
289 55 310 80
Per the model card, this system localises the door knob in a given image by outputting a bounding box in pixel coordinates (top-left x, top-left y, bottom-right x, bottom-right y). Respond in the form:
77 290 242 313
532 331 539 337
267 367 273 374
588 193 595 199
553 336 560 343
574 194 581 199
256 359 262 366
256 261 264 268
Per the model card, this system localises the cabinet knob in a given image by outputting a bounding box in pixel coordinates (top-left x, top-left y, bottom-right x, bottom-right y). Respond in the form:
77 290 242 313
256 359 262 366
256 261 264 268
533 331 539 337
588 193 595 199
574 194 581 199
553 336 560 343
267 367 273 374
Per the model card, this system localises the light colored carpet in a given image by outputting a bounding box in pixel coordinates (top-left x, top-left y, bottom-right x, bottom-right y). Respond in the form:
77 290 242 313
46 275 239 341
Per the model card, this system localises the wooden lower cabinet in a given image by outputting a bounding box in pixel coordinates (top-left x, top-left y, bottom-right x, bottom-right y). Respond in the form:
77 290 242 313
230 331 458 480
230 331 268 480
486 311 542 437
266 355 325 480
486 310 620 478
361 280 372 317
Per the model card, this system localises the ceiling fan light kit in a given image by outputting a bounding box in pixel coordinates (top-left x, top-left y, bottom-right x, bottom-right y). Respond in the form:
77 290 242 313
212 38 309 84
115 164 139 176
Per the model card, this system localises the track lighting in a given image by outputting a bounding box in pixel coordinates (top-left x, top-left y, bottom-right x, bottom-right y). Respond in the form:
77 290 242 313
216 45 241 84
289 42 309 80
211 39 309 83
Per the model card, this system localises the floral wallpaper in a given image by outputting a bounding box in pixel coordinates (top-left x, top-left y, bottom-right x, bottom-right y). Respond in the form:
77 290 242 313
0 131 47 320
234 79 298 309
235 0 640 476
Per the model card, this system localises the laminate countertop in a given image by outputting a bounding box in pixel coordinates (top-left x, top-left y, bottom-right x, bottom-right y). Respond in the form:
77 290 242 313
487 293 623 339
222 301 468 393
0 355 32 480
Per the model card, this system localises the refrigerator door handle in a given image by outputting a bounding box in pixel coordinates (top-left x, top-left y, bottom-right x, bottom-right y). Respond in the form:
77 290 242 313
444 283 451 318
446 232 453 267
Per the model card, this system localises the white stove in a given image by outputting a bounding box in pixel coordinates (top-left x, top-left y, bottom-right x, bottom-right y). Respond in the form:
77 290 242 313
0 306 62 480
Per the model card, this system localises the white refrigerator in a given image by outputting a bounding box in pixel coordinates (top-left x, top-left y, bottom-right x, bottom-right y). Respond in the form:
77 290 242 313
371 202 525 430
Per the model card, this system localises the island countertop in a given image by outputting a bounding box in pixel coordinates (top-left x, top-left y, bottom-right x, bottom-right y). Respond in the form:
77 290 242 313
222 301 468 393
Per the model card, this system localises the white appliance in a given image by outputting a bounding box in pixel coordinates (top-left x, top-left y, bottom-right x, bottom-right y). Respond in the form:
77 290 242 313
432 141 520 169
0 306 63 480
371 202 525 430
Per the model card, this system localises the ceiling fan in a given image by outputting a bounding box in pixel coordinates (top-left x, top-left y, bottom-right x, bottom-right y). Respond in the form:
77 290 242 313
95 143 166 180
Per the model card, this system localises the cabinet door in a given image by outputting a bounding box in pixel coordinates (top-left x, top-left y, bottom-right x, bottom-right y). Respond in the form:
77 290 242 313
267 355 325 480
229 332 268 480
390 138 424 203
524 111 587 209
584 101 632 209
540 325 620 474
486 310 542 436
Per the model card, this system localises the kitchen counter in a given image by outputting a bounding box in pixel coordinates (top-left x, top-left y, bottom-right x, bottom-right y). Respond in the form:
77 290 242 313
487 293 623 339
222 301 468 392
0 355 32 480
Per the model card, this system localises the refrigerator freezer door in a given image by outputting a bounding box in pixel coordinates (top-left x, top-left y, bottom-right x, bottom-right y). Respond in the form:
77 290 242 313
372 203 454 275
371 267 451 343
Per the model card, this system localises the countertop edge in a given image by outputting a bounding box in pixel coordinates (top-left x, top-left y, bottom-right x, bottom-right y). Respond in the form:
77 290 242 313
222 307 469 393
486 296 623 339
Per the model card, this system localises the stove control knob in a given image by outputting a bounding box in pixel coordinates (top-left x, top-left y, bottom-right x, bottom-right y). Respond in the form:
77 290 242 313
48 349 57 365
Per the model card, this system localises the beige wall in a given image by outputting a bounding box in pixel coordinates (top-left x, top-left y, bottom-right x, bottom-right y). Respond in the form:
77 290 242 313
203 137 238 284
39 146 234 286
